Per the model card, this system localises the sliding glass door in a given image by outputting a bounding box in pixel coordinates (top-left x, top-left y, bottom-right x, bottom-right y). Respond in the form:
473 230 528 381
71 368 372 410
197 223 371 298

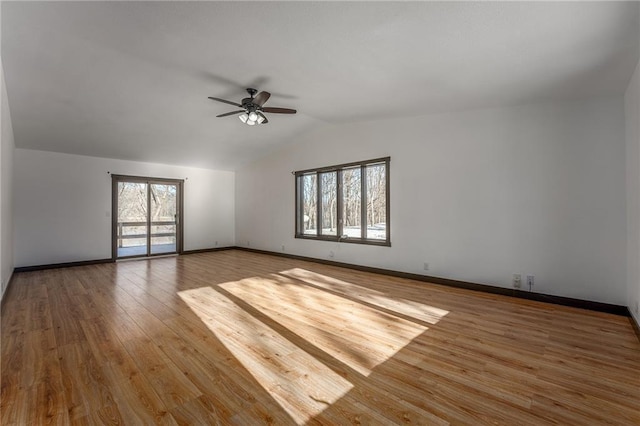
112 175 183 259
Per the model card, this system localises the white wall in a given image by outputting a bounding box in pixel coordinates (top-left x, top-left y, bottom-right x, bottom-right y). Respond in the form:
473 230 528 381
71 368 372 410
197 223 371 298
1 59 15 299
236 97 627 305
626 58 640 323
14 149 235 267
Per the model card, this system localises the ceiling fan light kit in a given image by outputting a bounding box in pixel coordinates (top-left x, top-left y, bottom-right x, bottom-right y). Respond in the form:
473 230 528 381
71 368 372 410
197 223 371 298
239 111 265 126
209 87 296 126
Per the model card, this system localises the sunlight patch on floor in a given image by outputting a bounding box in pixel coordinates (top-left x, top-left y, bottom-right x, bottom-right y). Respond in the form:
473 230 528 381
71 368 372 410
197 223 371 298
178 285 353 425
280 268 449 325
219 274 429 376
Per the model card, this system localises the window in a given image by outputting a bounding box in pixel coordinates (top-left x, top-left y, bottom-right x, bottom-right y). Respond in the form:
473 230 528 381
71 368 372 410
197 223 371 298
295 157 390 246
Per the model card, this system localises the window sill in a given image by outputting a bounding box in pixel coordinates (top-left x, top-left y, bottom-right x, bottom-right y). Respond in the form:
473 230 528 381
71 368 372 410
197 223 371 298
295 234 391 247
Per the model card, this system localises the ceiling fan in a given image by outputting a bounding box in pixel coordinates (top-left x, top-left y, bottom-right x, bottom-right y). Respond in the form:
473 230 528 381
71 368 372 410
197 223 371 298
208 88 297 126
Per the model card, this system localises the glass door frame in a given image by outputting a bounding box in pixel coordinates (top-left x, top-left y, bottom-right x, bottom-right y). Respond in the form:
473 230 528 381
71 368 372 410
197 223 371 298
111 174 184 260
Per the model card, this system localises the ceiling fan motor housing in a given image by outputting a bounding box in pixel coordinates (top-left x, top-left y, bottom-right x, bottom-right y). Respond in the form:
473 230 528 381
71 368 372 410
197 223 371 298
243 88 259 111
242 98 258 112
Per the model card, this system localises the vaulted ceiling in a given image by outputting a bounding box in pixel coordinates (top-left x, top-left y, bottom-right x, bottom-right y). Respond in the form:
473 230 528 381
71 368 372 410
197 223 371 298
2 2 639 170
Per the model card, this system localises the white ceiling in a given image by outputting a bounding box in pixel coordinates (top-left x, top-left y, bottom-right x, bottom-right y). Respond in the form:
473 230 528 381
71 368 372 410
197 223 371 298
2 1 639 170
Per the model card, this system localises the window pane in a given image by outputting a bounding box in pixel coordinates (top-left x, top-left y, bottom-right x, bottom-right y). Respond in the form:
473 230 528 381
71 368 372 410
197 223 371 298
320 171 337 236
366 163 387 240
117 182 148 257
301 174 317 235
342 167 361 239
150 184 177 254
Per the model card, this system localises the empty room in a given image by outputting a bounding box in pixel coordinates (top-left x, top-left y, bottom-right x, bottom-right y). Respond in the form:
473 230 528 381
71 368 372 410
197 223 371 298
1 1 639 424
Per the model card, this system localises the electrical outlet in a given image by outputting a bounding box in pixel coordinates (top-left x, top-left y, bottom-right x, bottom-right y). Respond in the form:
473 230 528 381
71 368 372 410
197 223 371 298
423 262 429 271
513 274 521 288
527 275 534 289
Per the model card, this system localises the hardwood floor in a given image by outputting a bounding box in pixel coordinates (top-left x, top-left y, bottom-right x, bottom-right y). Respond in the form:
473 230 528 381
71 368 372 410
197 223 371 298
1 250 639 425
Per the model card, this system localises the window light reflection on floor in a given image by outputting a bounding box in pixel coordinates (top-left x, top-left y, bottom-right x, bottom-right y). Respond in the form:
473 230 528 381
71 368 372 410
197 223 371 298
279 268 449 325
178 269 448 424
178 285 353 424
219 274 430 376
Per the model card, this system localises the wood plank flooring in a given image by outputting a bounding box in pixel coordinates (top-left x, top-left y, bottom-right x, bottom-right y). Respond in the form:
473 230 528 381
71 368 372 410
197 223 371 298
1 250 639 425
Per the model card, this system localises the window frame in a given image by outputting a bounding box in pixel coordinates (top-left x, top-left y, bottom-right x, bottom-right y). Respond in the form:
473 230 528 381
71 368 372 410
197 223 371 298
294 157 390 247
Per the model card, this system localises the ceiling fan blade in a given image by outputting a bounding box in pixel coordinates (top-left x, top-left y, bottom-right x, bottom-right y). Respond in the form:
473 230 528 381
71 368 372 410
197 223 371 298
262 107 297 114
257 112 269 124
208 96 242 108
253 91 271 107
216 110 245 118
